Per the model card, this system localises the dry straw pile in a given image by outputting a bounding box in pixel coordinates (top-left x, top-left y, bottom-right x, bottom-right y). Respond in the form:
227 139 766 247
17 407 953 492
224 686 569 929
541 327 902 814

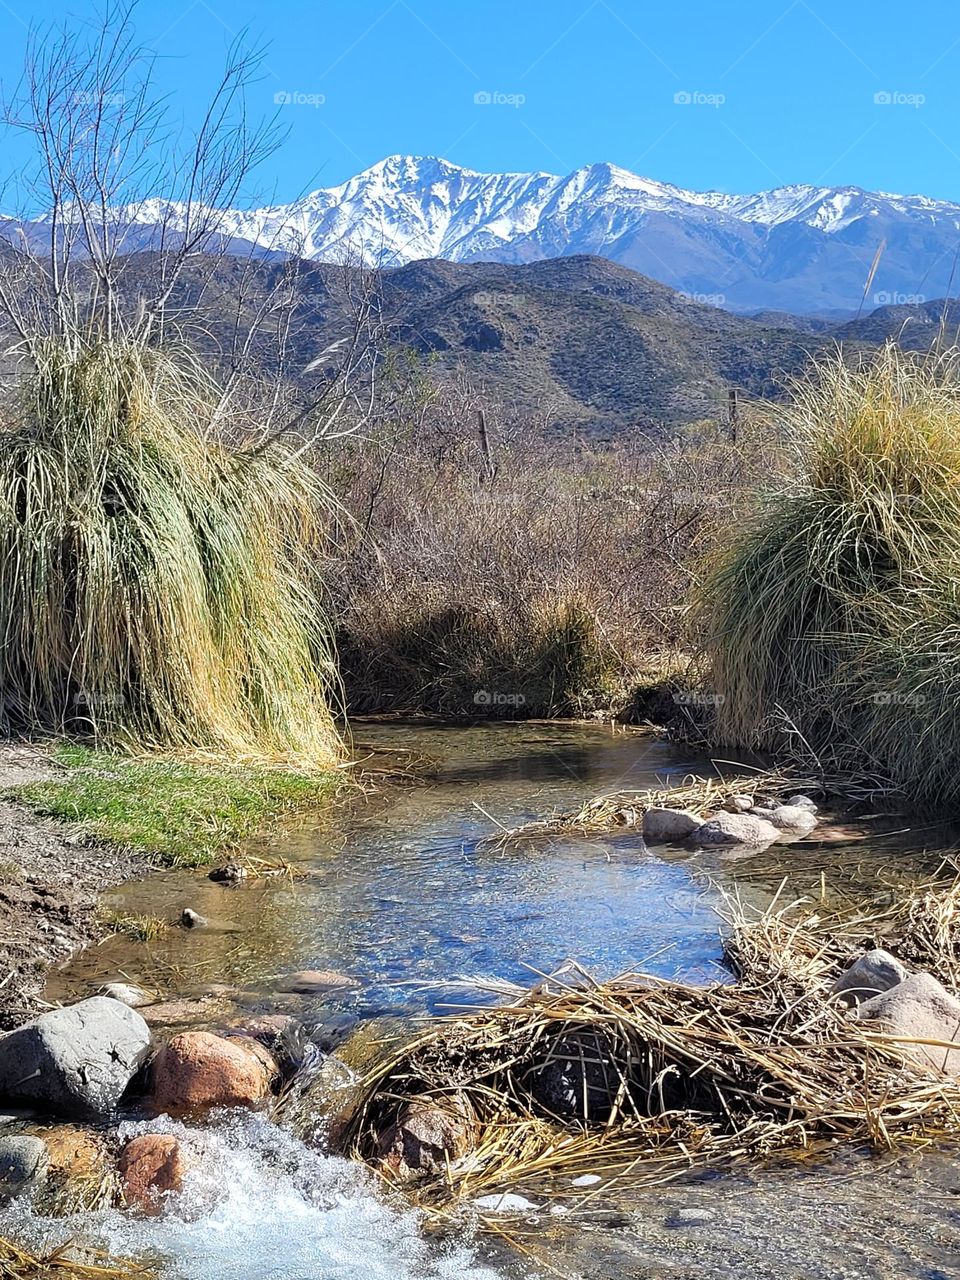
345 870 960 1209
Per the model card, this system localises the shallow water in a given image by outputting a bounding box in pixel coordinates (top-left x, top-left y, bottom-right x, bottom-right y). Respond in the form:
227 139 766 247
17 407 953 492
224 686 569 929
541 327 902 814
9 722 960 1279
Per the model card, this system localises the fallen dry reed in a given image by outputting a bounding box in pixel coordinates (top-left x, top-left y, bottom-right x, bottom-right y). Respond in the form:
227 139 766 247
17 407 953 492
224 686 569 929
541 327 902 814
0 1237 154 1279
344 873 960 1210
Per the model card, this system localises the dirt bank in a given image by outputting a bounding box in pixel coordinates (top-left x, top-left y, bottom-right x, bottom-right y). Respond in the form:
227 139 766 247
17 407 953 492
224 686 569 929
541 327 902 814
0 743 149 1030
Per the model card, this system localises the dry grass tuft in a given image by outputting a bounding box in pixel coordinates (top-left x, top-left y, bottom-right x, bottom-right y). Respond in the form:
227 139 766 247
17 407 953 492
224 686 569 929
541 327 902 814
0 337 341 766
697 344 960 810
0 1236 155 1278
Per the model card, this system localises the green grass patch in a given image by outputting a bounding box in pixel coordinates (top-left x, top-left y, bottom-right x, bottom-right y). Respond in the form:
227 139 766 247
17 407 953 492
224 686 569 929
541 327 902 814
12 744 338 867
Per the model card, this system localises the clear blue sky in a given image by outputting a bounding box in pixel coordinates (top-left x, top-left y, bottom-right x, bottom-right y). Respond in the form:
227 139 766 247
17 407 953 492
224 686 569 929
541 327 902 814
2 0 959 203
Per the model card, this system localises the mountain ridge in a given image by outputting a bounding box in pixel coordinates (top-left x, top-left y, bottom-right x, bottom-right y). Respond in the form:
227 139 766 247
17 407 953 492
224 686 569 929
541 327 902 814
10 155 960 314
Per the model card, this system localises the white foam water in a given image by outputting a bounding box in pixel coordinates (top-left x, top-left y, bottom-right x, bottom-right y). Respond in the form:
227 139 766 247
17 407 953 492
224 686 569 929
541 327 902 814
0 1114 506 1280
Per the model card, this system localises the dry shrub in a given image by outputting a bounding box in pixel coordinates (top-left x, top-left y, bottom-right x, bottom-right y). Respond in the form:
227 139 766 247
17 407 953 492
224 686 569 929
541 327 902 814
325 415 772 718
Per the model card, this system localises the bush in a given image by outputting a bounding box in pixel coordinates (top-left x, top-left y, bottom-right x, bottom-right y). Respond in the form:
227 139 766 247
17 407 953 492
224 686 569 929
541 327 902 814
698 344 960 807
325 421 762 718
0 338 341 765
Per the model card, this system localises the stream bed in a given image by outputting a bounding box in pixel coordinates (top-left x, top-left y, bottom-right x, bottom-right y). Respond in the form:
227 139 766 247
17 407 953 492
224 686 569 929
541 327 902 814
2 723 960 1279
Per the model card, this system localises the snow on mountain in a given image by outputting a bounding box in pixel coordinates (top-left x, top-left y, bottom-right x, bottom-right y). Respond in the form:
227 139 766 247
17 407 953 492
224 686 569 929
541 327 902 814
15 156 960 314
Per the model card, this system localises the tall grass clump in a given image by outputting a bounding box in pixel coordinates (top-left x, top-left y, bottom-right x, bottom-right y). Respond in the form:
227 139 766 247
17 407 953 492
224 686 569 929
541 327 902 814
0 337 341 765
699 343 960 807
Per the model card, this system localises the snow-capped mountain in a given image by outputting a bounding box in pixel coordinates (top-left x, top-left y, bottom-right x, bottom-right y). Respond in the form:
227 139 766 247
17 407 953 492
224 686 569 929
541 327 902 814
17 155 960 314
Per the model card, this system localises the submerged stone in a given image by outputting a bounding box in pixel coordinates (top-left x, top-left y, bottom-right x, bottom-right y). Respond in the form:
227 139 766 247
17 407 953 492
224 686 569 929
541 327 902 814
0 1135 48 1204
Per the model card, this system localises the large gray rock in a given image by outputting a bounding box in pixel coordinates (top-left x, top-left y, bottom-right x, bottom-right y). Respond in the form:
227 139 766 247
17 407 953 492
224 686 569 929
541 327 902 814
0 997 151 1119
856 973 960 1074
832 949 909 1006
641 807 701 842
752 804 818 834
691 811 779 847
0 1135 48 1204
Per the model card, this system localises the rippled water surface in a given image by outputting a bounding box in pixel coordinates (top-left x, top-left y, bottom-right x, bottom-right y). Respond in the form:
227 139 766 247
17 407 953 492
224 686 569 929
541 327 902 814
11 722 960 1279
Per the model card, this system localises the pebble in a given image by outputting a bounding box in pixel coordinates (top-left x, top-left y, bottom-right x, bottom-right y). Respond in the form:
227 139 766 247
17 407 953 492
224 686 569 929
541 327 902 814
101 981 154 1008
570 1173 602 1186
473 1192 540 1212
666 1206 717 1228
180 909 208 929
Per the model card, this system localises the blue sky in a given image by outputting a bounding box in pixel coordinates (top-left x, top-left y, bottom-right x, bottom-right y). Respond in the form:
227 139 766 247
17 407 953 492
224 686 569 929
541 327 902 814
2 0 959 203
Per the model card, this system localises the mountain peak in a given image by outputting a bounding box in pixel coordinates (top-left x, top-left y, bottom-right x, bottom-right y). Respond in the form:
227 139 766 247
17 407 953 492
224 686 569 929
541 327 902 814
16 156 960 313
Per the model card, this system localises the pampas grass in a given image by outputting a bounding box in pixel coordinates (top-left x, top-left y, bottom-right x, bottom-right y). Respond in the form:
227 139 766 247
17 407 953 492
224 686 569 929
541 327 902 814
0 337 341 766
698 344 960 808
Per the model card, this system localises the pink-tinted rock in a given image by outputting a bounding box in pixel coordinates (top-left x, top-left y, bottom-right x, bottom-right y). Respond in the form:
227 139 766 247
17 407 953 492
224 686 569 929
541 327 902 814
150 1031 277 1114
119 1134 191 1213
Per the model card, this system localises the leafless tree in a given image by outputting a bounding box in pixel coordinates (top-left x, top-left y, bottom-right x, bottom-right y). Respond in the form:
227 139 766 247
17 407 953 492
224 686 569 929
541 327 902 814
0 2 386 449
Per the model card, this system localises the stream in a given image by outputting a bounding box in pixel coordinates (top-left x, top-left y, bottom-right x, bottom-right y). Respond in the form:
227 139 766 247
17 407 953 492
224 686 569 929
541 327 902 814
2 722 960 1279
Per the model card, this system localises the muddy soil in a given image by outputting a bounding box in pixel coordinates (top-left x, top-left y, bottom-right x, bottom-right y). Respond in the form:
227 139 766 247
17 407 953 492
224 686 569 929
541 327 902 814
0 743 148 1029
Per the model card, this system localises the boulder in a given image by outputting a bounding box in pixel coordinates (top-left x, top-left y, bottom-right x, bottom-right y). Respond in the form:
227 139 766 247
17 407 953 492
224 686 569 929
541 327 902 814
641 807 701 842
151 1031 277 1114
857 973 960 1074
0 1135 48 1204
752 804 817 834
691 812 779 847
0 997 151 1120
832 950 910 1006
526 1029 623 1122
722 794 754 814
101 982 154 1008
375 1092 479 1178
275 970 359 996
119 1134 191 1213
